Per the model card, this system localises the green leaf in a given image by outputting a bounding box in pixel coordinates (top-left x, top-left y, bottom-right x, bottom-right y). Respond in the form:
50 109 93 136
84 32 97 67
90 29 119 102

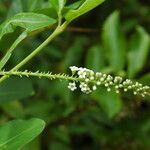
65 0 105 22
0 118 45 150
65 0 84 10
139 73 150 86
0 101 24 118
50 0 66 13
91 87 123 118
63 37 86 69
0 77 34 103
7 0 23 18
0 12 56 40
27 0 44 11
102 11 126 72
127 26 150 78
0 31 27 70
86 45 105 71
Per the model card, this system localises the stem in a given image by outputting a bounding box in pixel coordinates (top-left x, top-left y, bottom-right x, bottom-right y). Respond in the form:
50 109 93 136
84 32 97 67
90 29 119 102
0 21 69 83
0 70 79 82
0 70 149 97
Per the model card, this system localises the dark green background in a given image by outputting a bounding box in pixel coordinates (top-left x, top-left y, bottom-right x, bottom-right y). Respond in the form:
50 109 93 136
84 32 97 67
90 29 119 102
0 0 150 150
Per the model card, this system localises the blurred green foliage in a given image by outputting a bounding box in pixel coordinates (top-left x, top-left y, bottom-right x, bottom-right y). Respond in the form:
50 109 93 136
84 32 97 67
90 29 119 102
0 0 150 150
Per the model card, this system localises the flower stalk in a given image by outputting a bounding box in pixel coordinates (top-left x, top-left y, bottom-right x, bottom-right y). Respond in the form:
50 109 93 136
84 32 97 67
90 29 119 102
0 66 149 97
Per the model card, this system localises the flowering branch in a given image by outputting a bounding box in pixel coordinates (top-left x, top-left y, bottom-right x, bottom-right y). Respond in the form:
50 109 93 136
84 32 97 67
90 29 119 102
0 66 149 97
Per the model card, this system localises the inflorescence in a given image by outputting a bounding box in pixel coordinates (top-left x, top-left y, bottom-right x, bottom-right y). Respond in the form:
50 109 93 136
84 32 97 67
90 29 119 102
0 66 149 97
68 66 150 97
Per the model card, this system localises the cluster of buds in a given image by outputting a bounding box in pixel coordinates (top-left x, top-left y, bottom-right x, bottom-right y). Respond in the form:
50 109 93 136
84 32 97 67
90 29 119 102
67 66 150 97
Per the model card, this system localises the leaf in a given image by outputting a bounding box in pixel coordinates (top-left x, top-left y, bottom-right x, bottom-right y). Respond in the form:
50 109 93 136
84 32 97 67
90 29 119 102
0 101 24 118
0 77 34 103
139 73 150 86
65 0 105 22
65 0 84 10
0 118 45 150
86 45 105 71
50 0 66 13
63 37 86 69
0 12 56 40
27 0 44 11
102 11 126 72
127 26 150 78
91 87 123 118
0 31 27 70
7 0 23 18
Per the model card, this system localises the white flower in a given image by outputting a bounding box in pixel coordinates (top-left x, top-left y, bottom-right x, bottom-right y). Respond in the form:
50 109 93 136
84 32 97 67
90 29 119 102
106 75 113 81
69 66 79 72
85 78 90 82
114 76 123 83
116 90 120 93
96 72 102 78
78 70 87 78
105 83 109 87
79 82 91 93
68 82 77 91
96 81 101 85
100 77 105 82
92 85 97 90
107 88 111 92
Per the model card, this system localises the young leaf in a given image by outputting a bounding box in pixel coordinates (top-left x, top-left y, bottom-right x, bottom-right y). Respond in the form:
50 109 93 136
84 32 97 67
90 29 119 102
127 26 150 78
65 0 105 22
102 11 126 72
0 118 45 150
0 12 56 40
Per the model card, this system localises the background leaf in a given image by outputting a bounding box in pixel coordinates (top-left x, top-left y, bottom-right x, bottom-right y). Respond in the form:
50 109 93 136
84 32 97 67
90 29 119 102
127 26 150 78
91 87 123 118
102 11 126 72
86 45 105 71
0 77 34 103
0 118 45 150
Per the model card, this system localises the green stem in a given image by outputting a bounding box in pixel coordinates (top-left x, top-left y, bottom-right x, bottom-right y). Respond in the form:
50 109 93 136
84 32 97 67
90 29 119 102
0 70 79 82
0 21 69 83
0 70 149 96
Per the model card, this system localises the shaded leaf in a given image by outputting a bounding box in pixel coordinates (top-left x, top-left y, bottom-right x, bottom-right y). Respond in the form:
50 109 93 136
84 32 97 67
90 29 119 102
0 101 24 118
0 77 34 103
91 87 123 118
0 31 27 70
